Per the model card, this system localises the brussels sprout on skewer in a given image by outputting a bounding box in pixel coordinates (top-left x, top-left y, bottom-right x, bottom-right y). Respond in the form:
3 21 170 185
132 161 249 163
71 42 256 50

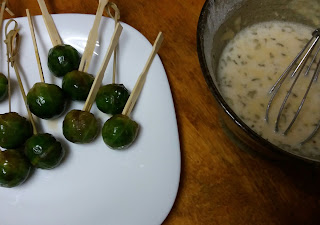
24 133 64 169
63 23 123 143
0 20 31 187
0 112 33 149
62 70 94 101
102 114 138 149
47 44 81 77
37 0 81 77
95 4 130 115
26 10 66 119
96 83 129 114
9 13 65 170
102 32 163 149
24 132 64 169
27 83 66 119
63 110 99 143
1 19 34 149
0 149 31 188
62 0 109 101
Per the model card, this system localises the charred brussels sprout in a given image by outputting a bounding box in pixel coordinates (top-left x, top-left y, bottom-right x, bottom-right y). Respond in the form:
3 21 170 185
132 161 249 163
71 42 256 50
0 149 31 188
96 84 130 115
0 112 33 149
25 133 64 169
63 110 98 143
62 70 94 101
102 114 139 149
48 44 81 77
0 73 8 101
27 82 66 119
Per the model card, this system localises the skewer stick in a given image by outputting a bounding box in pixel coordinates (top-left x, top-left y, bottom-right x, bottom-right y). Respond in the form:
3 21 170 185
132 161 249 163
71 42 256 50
26 9 45 83
1 2 12 111
122 32 164 117
79 0 109 72
1 0 14 17
3 7 11 113
6 58 10 112
83 23 123 112
0 1 6 32
4 19 19 113
37 0 62 46
5 20 37 134
0 1 5 87
5 7 14 17
106 2 120 84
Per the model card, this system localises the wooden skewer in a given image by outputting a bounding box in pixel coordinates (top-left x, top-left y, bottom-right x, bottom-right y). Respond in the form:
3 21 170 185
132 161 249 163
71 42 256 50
37 0 62 46
83 23 123 112
4 19 19 113
0 1 6 32
6 56 10 112
5 20 37 134
106 2 120 84
1 1 14 112
0 1 5 81
79 0 109 72
26 9 45 83
122 32 164 117
5 7 13 16
3 12 12 113
4 1 14 16
1 0 14 17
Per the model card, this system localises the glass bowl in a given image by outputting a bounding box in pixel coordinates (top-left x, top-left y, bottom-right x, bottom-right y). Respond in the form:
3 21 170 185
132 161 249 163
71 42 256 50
197 0 320 164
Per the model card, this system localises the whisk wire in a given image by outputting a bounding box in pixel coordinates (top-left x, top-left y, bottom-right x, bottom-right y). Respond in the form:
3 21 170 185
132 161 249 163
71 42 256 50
265 35 314 123
266 28 320 143
283 49 320 135
275 38 320 132
268 44 307 94
299 59 320 144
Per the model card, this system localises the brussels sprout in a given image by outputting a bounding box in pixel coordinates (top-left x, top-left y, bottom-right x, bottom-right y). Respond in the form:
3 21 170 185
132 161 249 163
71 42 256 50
63 109 98 143
0 73 8 101
0 149 31 188
96 84 130 115
27 82 66 119
102 114 139 149
0 112 33 149
25 133 65 169
48 44 81 77
62 70 94 101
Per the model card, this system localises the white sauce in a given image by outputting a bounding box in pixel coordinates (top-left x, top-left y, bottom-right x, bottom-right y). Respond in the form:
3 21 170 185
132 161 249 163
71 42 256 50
217 21 320 160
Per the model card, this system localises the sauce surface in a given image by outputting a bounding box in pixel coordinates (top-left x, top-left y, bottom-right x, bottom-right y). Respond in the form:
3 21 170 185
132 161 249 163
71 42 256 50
217 21 320 160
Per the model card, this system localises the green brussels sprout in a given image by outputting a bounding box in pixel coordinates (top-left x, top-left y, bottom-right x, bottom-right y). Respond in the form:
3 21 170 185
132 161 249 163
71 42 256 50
96 84 130 115
48 44 81 77
25 133 65 169
63 109 98 144
62 70 94 101
0 73 8 101
102 114 139 149
0 149 31 188
27 82 66 119
0 112 33 149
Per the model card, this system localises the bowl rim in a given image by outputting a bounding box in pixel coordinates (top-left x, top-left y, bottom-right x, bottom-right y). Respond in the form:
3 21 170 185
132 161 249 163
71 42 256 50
196 0 320 164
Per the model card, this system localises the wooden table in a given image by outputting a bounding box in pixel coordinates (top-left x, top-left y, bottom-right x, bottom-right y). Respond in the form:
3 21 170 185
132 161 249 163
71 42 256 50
4 0 320 224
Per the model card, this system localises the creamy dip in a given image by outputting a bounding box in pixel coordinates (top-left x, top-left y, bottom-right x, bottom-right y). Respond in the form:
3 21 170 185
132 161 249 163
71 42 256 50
217 21 320 160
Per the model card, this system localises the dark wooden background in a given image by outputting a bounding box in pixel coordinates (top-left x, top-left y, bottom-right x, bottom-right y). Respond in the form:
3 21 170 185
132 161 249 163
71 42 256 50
3 0 320 224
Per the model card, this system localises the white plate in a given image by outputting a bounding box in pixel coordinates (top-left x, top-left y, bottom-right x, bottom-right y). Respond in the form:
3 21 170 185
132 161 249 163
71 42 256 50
0 14 180 225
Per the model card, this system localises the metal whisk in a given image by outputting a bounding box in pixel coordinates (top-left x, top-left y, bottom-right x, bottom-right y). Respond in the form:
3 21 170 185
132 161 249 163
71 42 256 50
265 28 320 144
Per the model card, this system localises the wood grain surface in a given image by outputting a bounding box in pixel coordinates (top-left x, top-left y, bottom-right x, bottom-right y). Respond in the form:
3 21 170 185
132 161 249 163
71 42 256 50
3 0 320 224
